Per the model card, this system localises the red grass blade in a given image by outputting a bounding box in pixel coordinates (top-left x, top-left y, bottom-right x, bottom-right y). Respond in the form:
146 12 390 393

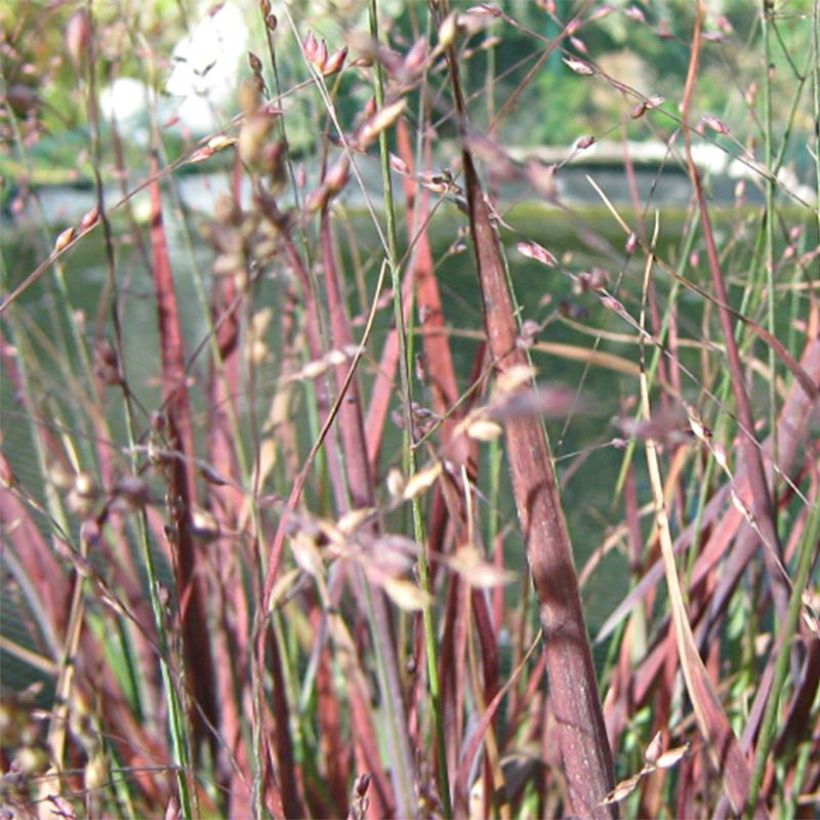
440 33 617 814
148 155 218 752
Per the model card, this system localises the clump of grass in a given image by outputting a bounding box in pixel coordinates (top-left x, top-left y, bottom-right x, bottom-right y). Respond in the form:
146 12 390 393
1 1 818 817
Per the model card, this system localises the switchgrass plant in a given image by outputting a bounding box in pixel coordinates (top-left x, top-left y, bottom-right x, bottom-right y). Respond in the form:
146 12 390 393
1 1 818 817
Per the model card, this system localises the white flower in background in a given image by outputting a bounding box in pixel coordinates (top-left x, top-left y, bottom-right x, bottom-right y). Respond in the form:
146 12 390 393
165 1 249 134
100 76 156 125
99 77 156 145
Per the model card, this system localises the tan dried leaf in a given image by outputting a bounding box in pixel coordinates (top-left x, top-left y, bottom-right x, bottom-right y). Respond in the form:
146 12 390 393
359 98 407 147
701 114 730 135
302 358 330 380
517 240 557 267
466 419 503 441
54 227 76 253
562 56 594 75
290 532 325 579
402 462 442 500
268 568 301 611
382 576 432 611
644 731 663 766
601 772 643 805
84 751 109 791
387 467 405 498
438 13 459 48
337 507 375 536
655 743 689 769
449 544 515 589
206 135 237 153
79 206 100 231
389 153 409 175
495 364 536 395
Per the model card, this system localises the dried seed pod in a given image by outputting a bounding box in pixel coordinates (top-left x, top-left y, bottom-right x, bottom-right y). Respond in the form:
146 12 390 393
113 476 150 509
354 773 371 798
239 77 261 114
517 240 557 267
389 153 408 175
403 37 428 75
495 364 536 395
449 543 515 588
93 338 121 385
84 751 109 792
325 155 350 196
562 56 594 75
291 531 325 579
238 111 274 168
517 318 541 349
191 507 220 541
358 98 407 148
624 5 645 23
588 5 615 22
386 468 405 498
305 184 330 213
569 36 588 54
67 471 99 516
466 419 503 441
438 13 459 48
381 576 431 611
79 205 100 231
74 472 97 499
188 145 215 165
313 38 328 73
66 9 91 69
323 46 348 76
700 114 730 135
248 51 263 75
644 731 664 766
303 31 318 63
655 744 689 769
337 507 374 536
54 226 75 253
402 462 442 501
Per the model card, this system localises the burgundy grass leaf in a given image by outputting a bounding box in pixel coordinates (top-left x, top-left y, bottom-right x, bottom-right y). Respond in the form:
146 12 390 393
443 37 617 816
148 153 218 753
319 206 417 817
454 637 540 812
599 332 818 649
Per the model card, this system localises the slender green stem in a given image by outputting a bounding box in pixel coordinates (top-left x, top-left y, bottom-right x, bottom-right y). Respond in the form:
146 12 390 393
95 15 195 813
746 499 819 811
761 0 779 524
368 1 452 814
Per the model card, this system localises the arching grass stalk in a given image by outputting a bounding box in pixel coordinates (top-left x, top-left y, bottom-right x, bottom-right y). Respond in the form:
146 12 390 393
368 1 452 814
